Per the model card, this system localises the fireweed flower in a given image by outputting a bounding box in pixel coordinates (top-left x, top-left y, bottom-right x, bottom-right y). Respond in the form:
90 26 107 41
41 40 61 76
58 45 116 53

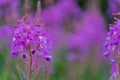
11 0 52 79
103 19 120 62
11 19 52 59
103 16 120 80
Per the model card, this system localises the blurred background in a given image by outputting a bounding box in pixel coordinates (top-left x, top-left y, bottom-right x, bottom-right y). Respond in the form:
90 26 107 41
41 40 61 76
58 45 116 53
0 0 117 80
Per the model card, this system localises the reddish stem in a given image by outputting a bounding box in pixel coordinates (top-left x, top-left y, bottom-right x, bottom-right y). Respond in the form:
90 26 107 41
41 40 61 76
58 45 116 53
26 27 32 80
28 44 32 80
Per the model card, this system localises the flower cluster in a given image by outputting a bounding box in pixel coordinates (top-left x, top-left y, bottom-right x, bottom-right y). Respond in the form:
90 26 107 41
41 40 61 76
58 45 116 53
10 0 52 79
104 20 120 63
11 18 52 61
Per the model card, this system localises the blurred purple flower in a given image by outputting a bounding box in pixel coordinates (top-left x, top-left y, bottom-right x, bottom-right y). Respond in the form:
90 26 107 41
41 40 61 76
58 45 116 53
107 0 120 17
0 0 18 6
0 0 19 25
42 0 81 28
67 10 106 61
0 26 13 49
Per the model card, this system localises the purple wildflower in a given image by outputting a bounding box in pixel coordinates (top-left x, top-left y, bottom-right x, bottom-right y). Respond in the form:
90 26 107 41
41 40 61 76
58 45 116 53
104 14 120 80
104 20 120 63
11 0 52 79
11 18 52 60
